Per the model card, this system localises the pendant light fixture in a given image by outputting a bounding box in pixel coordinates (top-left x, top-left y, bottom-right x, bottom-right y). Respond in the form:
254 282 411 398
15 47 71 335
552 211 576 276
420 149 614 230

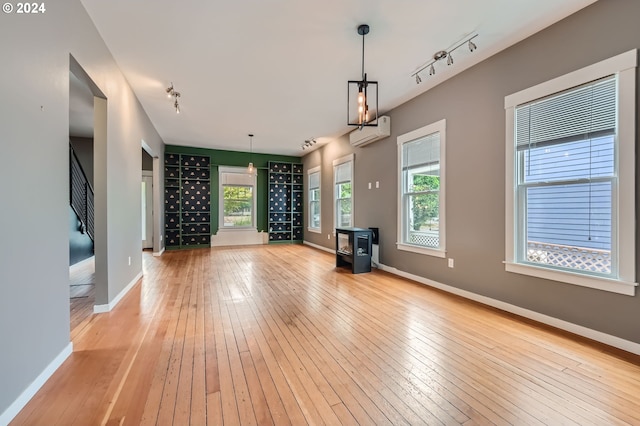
348 24 378 128
247 134 254 175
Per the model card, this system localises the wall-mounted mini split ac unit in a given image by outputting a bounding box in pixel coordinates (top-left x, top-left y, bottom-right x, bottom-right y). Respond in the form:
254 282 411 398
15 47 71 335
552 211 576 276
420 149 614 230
349 116 391 147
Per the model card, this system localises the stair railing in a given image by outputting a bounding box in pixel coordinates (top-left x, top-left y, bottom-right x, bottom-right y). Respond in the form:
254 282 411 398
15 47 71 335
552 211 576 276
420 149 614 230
69 144 95 241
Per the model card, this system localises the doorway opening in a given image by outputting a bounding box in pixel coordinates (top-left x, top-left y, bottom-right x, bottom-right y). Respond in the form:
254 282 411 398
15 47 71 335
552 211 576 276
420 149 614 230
68 56 107 335
141 141 161 257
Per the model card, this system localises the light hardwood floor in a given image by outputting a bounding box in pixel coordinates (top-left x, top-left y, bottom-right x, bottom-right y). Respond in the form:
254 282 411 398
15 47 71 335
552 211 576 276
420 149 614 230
13 245 640 425
69 256 95 337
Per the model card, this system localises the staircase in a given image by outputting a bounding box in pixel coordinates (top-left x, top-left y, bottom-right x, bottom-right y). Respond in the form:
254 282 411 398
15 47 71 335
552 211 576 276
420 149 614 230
70 144 94 242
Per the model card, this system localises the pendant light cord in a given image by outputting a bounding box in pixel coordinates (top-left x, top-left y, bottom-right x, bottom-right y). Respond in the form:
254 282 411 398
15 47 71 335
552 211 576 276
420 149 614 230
361 31 365 80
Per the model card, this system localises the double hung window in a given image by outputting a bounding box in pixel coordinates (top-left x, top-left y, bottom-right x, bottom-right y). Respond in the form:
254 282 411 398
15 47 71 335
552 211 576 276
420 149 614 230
505 50 636 295
219 167 256 229
308 166 321 231
397 119 446 257
333 155 353 229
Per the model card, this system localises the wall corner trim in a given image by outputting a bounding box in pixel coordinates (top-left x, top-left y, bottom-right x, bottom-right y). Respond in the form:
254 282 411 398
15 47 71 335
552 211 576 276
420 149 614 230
152 248 165 257
0 342 73 425
93 271 143 314
377 263 640 356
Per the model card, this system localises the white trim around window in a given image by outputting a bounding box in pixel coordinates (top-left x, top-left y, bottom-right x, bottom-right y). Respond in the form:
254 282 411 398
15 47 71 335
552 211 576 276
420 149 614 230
396 119 446 258
504 49 637 296
333 153 354 234
308 165 321 233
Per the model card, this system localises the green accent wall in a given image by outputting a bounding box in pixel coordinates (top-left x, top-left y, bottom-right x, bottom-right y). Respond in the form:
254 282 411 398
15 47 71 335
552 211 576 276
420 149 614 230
165 145 301 235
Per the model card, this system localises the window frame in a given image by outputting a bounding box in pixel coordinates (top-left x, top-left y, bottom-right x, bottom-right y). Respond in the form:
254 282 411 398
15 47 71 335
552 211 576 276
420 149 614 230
504 49 637 296
218 166 257 231
396 119 447 258
308 165 321 233
333 154 354 233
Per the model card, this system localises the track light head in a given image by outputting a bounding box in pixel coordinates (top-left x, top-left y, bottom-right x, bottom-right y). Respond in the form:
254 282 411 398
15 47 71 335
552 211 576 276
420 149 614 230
429 63 435 76
447 53 454 66
468 39 477 52
415 74 422 84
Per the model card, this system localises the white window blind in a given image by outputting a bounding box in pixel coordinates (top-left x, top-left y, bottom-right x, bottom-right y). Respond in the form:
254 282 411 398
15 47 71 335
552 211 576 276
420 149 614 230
309 171 320 189
221 171 253 186
516 77 616 150
335 162 351 184
402 134 440 173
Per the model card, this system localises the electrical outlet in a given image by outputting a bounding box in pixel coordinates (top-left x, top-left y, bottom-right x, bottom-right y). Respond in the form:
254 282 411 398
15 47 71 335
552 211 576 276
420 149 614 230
368 182 372 189
376 181 380 188
328 234 331 239
448 258 454 268
128 256 131 266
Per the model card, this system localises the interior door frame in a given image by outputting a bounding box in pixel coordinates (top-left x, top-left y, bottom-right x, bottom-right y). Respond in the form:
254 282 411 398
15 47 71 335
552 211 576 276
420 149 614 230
142 170 153 249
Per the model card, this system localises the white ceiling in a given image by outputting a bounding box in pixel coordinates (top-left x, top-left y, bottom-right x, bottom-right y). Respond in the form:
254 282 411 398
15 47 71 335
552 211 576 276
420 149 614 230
79 0 597 156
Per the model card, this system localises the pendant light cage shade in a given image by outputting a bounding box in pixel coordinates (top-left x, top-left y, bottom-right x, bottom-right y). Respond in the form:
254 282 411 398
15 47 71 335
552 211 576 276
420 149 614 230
348 24 379 127
348 78 379 127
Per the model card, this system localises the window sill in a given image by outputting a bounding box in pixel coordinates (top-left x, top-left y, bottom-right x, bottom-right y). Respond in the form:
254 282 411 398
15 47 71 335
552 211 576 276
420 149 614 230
504 262 637 296
397 243 446 258
218 227 258 233
307 228 321 234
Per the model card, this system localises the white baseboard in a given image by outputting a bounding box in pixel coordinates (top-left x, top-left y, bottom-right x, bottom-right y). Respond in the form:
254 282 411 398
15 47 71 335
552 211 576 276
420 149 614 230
0 342 73 426
303 240 335 254
377 263 640 356
93 271 143 314
152 247 165 257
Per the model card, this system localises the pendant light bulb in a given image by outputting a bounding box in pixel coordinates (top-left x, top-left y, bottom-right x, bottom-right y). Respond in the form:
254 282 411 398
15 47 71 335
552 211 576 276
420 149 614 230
247 134 254 174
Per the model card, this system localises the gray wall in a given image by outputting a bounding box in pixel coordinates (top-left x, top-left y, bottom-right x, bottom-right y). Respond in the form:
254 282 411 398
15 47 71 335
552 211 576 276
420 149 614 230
304 0 640 344
0 0 164 417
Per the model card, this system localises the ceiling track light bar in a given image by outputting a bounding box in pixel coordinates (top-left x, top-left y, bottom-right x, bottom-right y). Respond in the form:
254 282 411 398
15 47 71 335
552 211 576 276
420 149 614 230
166 82 181 114
411 33 478 84
301 138 317 150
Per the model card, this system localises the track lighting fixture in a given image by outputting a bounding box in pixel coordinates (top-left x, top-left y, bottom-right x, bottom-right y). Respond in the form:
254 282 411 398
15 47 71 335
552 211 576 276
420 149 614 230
247 134 254 174
301 138 317 150
348 24 379 128
411 33 478 84
166 82 181 114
